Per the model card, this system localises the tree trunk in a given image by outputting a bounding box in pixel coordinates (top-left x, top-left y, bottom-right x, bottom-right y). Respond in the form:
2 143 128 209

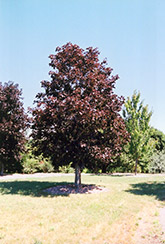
102 164 107 173
135 158 138 175
75 163 81 188
0 162 4 176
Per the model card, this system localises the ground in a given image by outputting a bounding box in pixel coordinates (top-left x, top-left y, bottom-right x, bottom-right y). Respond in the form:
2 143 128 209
43 183 109 195
0 173 164 244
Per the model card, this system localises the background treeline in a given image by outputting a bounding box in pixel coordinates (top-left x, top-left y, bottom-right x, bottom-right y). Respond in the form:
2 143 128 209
0 44 165 176
1 83 165 175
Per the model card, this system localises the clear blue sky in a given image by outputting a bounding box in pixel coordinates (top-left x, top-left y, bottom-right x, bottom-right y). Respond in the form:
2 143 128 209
0 0 165 133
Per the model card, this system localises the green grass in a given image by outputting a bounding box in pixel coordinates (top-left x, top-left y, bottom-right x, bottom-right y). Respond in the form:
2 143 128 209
0 174 164 244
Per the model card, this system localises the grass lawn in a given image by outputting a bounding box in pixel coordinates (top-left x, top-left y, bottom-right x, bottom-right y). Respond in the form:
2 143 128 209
0 174 164 244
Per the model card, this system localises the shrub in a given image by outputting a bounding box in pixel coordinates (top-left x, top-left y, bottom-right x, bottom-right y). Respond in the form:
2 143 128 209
82 168 94 173
39 159 54 173
22 155 54 174
22 157 39 174
148 150 165 173
58 162 74 173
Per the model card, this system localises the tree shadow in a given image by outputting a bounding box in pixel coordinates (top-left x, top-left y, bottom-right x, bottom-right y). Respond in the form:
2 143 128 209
126 181 165 201
0 180 100 197
0 181 71 197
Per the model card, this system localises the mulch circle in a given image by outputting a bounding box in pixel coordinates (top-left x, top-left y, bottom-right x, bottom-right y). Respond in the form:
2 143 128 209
43 184 108 195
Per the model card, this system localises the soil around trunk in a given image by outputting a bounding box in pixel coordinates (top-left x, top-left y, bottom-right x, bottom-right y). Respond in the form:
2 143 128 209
43 184 108 195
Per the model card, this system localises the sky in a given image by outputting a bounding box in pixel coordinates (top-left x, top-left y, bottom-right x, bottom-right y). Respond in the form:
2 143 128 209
0 0 165 133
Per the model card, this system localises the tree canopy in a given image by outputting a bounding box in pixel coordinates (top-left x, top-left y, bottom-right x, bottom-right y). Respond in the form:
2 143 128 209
31 43 129 186
150 128 165 152
122 91 154 174
0 81 28 175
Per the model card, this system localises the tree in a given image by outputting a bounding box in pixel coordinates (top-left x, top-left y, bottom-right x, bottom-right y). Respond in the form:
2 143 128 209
0 81 28 175
123 91 154 174
147 128 165 174
31 43 129 187
148 149 165 173
150 128 165 152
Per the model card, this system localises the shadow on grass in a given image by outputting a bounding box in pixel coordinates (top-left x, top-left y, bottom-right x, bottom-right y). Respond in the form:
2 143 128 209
0 181 72 197
126 181 165 201
0 180 100 197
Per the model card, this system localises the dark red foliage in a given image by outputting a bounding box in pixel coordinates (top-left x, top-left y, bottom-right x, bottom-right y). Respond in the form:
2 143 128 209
31 43 129 170
0 82 28 173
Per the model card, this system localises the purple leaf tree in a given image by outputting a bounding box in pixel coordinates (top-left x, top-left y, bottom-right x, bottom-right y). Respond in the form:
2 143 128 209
31 43 129 187
0 82 28 175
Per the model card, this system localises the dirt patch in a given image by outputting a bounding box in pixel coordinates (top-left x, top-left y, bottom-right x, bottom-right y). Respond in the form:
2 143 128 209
133 206 165 244
43 184 108 195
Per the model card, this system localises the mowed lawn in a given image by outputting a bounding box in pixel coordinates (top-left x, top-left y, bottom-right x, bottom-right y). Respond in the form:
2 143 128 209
0 174 164 244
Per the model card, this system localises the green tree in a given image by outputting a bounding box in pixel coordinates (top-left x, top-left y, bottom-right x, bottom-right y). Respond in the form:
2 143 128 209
147 128 165 174
148 149 165 173
123 91 154 174
150 128 165 152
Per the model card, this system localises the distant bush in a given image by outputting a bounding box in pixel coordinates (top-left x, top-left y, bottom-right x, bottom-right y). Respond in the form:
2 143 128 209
37 159 54 173
58 162 74 173
82 168 94 173
22 153 54 174
22 157 39 174
21 140 54 174
148 150 165 173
